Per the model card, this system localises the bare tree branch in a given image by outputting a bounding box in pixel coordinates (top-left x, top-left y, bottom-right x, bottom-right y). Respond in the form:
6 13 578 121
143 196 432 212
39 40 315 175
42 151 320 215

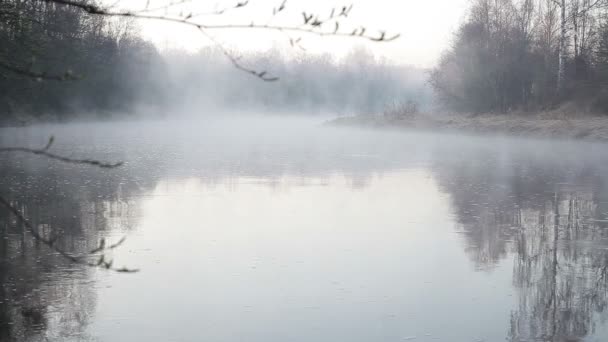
131 0 191 14
0 136 124 168
0 136 134 272
188 0 250 18
197 28 280 81
0 195 138 273
36 0 399 81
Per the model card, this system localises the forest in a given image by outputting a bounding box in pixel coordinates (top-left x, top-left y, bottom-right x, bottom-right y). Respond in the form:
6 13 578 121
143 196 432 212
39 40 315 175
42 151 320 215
5 0 608 122
431 0 608 113
0 0 167 122
0 0 428 124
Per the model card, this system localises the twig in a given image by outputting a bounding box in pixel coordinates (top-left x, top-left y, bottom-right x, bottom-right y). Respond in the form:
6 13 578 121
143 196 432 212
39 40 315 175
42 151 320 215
198 28 280 81
188 0 250 18
0 195 138 273
132 0 192 14
37 0 399 81
0 136 123 168
0 136 133 271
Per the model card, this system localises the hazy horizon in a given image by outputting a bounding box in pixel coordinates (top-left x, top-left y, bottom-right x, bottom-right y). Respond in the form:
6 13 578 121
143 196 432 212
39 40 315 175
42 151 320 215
108 0 470 68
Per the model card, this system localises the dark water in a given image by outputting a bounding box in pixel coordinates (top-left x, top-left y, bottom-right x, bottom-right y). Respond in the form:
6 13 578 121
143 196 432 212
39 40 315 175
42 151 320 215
2 117 608 342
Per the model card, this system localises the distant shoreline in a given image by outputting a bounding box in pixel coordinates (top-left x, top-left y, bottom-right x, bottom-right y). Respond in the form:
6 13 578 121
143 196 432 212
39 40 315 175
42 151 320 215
328 113 608 142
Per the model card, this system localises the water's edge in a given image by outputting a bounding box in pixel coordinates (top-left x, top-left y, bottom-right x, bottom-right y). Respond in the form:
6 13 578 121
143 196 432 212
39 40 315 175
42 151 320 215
328 113 608 142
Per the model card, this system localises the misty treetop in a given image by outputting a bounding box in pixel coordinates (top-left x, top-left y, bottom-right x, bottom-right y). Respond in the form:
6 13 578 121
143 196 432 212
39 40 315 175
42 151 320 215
163 47 430 116
0 0 425 123
0 0 168 123
431 0 608 114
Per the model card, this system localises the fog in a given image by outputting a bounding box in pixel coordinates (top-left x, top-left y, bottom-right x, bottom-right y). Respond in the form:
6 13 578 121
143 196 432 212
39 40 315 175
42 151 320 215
5 0 608 341
3 117 608 341
142 47 432 119
0 0 431 123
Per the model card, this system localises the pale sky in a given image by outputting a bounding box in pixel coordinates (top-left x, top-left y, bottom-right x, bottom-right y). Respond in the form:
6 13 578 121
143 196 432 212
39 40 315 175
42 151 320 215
113 0 470 67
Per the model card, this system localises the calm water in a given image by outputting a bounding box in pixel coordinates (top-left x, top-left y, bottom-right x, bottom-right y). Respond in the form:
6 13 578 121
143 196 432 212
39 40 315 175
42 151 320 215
2 117 608 342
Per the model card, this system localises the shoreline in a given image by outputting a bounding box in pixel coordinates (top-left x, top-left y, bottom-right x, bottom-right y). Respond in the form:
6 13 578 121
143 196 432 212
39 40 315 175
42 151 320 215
328 113 608 142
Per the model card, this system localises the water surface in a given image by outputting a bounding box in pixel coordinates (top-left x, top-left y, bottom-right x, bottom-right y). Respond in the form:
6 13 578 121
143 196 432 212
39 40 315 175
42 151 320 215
2 117 608 342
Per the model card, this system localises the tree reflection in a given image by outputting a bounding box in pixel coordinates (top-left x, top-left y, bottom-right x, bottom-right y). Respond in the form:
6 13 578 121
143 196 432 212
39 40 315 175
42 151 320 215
0 153 144 341
434 148 608 341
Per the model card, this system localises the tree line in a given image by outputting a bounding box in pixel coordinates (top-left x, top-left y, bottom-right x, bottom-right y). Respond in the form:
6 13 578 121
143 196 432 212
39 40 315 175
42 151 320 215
0 0 414 123
431 0 608 114
163 47 430 116
0 0 167 124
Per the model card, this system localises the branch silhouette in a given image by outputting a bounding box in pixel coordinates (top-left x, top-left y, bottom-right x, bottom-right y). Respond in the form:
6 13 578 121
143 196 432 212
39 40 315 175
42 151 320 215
0 136 123 168
35 0 400 81
0 136 135 272
0 195 137 272
187 0 250 17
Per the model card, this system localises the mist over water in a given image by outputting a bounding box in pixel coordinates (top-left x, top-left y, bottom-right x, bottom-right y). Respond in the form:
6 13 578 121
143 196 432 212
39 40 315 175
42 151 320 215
7 0 608 340
2 116 608 341
158 48 432 118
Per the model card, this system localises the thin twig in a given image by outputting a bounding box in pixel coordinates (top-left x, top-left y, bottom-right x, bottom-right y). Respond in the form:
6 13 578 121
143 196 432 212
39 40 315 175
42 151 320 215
37 0 399 81
0 136 123 168
132 0 192 14
198 28 280 81
0 195 138 273
188 0 250 18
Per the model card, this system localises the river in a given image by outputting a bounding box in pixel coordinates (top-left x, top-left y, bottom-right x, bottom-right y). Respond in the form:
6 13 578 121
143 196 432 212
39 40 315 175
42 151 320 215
2 116 608 342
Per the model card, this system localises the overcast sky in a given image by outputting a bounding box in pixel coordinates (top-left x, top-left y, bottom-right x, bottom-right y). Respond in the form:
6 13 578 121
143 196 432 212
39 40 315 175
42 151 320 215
116 0 470 67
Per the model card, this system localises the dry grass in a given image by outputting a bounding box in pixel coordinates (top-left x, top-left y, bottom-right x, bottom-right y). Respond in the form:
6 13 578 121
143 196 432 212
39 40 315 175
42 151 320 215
330 110 608 142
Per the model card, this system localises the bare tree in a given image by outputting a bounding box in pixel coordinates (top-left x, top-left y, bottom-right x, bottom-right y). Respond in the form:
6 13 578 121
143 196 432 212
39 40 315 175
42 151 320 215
552 0 608 91
432 0 608 112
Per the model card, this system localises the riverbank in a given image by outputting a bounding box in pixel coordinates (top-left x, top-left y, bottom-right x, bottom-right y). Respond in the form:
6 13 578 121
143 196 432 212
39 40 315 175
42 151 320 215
329 111 608 142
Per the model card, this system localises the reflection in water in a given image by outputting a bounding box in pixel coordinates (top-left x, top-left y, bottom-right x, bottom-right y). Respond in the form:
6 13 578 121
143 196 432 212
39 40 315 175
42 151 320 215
510 189 608 342
433 146 608 341
3 119 608 341
0 153 142 341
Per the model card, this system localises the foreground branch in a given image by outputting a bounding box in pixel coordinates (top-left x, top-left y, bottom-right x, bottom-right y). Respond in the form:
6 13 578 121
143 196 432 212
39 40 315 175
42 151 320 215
38 0 399 81
0 195 138 273
0 136 134 272
0 136 123 168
